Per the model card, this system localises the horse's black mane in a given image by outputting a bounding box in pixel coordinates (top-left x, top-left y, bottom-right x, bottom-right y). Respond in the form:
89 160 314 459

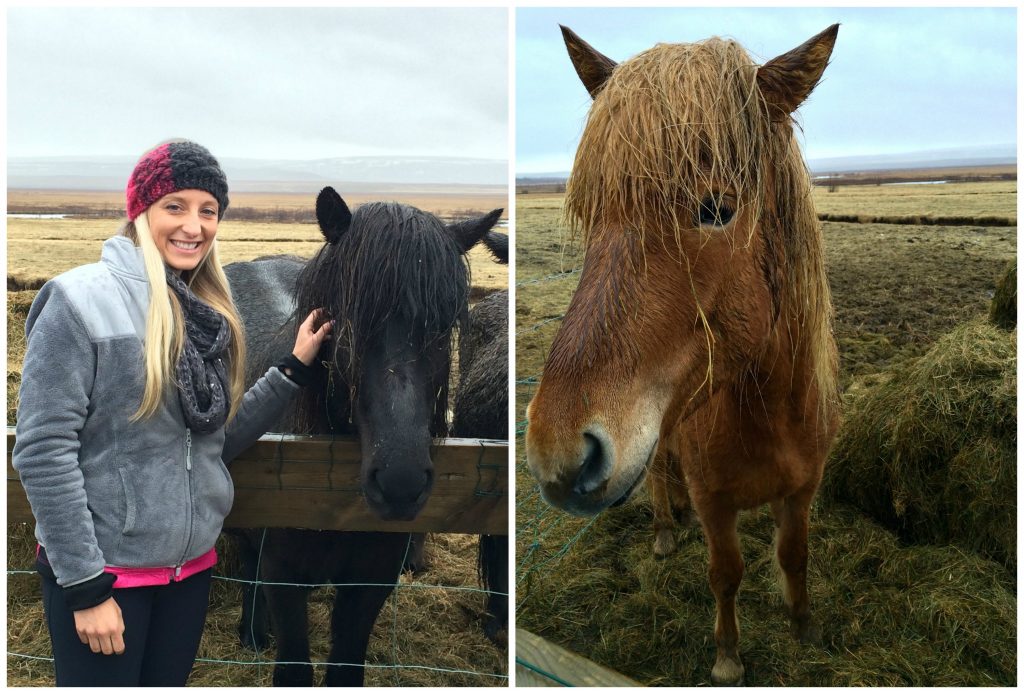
290 201 470 434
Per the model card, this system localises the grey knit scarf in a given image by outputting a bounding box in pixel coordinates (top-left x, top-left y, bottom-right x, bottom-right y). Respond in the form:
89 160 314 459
166 270 231 434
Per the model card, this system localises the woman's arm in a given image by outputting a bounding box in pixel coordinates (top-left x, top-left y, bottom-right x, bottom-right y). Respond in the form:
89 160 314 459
12 282 107 588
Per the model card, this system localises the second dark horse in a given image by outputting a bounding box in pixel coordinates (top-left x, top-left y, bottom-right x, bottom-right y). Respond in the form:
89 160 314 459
224 187 503 686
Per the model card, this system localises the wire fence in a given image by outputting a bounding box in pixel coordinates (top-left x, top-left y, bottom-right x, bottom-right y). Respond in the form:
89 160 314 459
513 261 599 606
6 538 508 686
6 432 509 686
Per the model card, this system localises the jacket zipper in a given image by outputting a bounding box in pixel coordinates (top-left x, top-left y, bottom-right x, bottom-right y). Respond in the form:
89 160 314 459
175 427 195 580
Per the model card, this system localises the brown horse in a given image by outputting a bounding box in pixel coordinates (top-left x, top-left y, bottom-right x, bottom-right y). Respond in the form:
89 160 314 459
526 25 841 685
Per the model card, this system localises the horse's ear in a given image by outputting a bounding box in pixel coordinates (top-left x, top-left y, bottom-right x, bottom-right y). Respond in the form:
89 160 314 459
481 230 509 264
756 24 839 122
316 186 352 244
561 25 617 99
446 208 503 254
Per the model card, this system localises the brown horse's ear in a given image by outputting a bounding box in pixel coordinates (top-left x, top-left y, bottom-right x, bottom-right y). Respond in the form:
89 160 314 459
756 24 839 121
316 186 352 244
446 208 503 254
560 25 618 99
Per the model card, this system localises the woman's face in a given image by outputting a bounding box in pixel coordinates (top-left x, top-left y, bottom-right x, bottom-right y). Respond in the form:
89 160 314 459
146 189 220 273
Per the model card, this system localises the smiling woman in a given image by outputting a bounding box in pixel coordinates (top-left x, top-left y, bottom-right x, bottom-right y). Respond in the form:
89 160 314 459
11 139 332 687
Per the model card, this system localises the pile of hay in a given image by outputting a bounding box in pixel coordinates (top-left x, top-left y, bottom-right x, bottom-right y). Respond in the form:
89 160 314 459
821 317 1016 571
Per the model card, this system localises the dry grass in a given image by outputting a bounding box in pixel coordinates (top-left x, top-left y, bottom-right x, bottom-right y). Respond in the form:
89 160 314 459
516 494 1015 686
7 525 507 686
7 189 508 220
7 217 508 289
515 184 1017 686
812 180 1016 221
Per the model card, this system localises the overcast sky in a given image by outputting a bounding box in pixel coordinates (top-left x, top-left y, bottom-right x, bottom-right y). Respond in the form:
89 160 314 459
517 7 1016 174
8 7 508 161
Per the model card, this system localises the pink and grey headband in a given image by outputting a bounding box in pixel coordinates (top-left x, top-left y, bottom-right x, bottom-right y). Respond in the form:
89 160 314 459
125 140 229 221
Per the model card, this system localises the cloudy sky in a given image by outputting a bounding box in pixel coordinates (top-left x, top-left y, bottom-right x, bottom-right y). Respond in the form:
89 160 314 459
8 7 508 162
517 6 1016 174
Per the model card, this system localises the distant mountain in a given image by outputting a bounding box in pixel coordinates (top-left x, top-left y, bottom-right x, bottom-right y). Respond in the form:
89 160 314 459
8 155 508 192
517 145 1016 182
807 144 1016 174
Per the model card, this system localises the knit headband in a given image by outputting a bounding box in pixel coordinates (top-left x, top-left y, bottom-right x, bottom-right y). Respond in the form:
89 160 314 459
126 140 229 221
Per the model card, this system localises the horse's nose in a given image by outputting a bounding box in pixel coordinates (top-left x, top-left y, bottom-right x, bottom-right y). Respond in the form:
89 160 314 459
366 463 433 519
573 431 613 496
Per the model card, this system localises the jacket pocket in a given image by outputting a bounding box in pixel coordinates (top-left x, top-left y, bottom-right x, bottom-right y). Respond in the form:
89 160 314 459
117 467 138 536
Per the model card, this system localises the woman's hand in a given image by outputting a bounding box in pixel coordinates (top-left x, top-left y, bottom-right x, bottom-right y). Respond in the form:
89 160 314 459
292 309 334 366
73 597 125 655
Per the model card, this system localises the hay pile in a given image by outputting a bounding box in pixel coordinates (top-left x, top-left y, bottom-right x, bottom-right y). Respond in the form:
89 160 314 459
821 317 1016 571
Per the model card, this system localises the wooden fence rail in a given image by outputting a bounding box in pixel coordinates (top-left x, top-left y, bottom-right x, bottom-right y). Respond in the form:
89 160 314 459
515 629 640 687
7 429 507 535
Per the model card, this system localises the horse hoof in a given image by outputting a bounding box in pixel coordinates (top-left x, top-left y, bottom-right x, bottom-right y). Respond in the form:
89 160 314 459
483 617 508 649
711 656 745 686
653 529 677 557
403 557 430 575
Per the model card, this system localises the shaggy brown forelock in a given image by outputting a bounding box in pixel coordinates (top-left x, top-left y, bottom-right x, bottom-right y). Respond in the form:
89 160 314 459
564 37 782 249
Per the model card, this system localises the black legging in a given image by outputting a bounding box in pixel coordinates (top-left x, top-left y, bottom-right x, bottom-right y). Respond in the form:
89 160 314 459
40 569 212 687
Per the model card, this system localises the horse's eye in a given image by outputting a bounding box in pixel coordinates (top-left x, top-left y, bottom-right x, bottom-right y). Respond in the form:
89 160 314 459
697 195 735 227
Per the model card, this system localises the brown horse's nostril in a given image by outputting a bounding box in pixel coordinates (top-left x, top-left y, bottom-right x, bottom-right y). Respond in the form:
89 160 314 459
574 432 610 496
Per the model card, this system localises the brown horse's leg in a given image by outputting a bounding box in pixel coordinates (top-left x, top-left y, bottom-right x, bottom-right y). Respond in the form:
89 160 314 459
649 450 677 557
775 488 820 644
701 503 745 686
667 456 694 527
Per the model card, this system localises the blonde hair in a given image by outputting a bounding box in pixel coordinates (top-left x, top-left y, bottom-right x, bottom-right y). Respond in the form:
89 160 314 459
123 214 246 423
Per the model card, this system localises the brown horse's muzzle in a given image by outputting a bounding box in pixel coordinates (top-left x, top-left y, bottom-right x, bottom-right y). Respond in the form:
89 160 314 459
526 414 658 517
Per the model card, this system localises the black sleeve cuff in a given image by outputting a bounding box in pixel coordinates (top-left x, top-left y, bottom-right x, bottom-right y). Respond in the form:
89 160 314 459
277 353 316 387
62 572 117 612
37 552 116 612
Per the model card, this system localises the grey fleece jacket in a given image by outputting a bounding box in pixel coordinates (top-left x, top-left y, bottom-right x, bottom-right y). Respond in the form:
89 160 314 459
12 236 300 588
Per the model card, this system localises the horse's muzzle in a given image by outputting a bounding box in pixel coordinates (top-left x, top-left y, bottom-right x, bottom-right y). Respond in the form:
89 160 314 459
363 465 434 521
534 429 655 517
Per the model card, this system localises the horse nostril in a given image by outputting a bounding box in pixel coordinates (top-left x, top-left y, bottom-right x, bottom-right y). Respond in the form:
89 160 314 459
574 432 610 496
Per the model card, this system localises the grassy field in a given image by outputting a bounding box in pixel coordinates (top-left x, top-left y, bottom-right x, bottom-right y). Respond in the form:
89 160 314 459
6 190 508 687
7 218 508 292
515 183 1016 686
812 180 1016 221
7 188 508 287
7 189 508 219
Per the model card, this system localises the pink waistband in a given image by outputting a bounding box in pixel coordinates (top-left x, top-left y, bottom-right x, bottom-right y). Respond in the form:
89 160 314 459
106 548 218 588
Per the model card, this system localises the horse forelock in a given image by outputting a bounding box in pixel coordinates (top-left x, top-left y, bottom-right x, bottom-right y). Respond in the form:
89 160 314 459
565 38 772 250
291 201 469 432
562 36 839 418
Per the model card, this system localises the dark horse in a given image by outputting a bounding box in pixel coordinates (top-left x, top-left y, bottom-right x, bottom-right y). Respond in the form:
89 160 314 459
224 187 503 686
451 237 509 645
